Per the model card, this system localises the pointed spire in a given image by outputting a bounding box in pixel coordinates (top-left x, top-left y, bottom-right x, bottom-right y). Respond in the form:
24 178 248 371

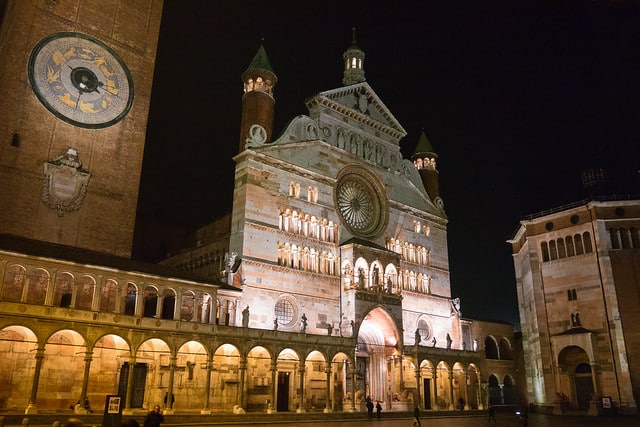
246 43 274 74
342 27 366 86
414 130 436 155
411 130 441 202
241 41 278 96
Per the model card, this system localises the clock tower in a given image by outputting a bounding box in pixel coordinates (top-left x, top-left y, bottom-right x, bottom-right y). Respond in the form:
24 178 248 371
0 0 163 257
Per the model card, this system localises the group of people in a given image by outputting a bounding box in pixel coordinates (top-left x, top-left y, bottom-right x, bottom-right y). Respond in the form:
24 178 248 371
64 404 165 427
364 396 383 419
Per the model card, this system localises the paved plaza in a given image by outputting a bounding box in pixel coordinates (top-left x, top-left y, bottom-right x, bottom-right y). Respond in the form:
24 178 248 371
179 413 639 427
4 411 639 427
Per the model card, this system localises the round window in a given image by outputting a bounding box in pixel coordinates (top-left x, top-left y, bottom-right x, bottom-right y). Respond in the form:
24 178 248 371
274 298 296 326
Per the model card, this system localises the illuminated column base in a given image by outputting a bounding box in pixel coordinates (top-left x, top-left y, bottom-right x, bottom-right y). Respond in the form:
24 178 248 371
163 409 174 415
200 409 212 415
24 404 38 414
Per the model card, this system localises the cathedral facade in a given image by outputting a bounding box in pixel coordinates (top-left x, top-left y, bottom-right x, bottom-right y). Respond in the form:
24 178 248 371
0 1 521 417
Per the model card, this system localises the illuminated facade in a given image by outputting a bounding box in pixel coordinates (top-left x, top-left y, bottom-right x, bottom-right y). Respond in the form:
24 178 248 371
0 2 522 416
508 199 640 415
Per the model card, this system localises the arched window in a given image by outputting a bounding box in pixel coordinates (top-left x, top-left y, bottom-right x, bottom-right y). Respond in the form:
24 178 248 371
565 236 575 257
549 240 558 260
75 275 95 310
484 336 499 359
162 289 176 320
100 279 119 312
541 242 549 262
499 338 512 360
631 227 640 249
488 374 501 405
417 319 430 341
54 272 74 307
179 290 195 321
557 238 566 258
2 264 26 302
620 228 630 249
583 232 593 253
27 268 49 305
124 283 137 315
574 234 584 255
143 286 158 318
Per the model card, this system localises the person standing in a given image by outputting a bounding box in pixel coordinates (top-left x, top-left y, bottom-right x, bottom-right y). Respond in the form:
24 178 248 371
144 405 164 427
365 396 374 418
375 401 382 418
488 405 497 423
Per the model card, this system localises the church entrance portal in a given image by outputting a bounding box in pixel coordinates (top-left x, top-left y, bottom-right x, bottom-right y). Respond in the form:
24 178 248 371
356 307 400 404
277 371 290 411
557 346 595 411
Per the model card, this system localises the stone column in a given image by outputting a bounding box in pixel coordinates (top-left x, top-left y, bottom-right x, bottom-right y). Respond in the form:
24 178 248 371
296 361 306 413
91 277 102 311
44 270 56 306
463 372 470 410
78 352 93 413
155 294 164 319
123 356 136 415
588 362 600 416
174 290 182 321
20 269 31 302
324 363 332 413
448 369 455 410
399 356 404 390
476 370 484 410
201 354 213 414
269 359 277 413
351 349 357 412
414 359 421 410
164 356 177 414
590 362 600 396
238 357 247 409
432 369 438 410
25 347 45 414
70 282 78 308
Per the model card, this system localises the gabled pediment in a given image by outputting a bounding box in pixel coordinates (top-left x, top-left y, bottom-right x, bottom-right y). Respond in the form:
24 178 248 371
305 82 406 141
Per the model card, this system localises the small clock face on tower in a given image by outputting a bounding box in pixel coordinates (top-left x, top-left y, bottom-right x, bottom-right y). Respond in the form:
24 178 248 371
28 32 133 129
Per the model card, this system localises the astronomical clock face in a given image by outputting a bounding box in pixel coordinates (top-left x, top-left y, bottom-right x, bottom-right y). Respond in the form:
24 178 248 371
335 167 387 238
28 32 133 129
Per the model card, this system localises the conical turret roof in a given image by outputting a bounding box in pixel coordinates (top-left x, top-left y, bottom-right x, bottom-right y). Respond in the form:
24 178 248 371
246 44 274 73
414 131 437 156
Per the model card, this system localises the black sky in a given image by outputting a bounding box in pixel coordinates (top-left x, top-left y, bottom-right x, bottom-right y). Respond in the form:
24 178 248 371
134 0 640 327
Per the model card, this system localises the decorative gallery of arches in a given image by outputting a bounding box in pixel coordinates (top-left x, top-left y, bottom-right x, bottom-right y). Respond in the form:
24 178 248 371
0 251 522 414
0 320 357 414
414 350 484 411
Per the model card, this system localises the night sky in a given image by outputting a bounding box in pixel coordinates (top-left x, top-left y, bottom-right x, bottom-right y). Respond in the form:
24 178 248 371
134 0 640 328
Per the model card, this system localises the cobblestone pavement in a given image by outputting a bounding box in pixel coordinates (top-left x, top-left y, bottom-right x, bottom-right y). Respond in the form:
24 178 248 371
196 413 639 427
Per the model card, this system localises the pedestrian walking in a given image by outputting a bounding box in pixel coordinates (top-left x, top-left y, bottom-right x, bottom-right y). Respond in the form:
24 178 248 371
413 405 421 427
144 405 164 427
488 405 496 423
